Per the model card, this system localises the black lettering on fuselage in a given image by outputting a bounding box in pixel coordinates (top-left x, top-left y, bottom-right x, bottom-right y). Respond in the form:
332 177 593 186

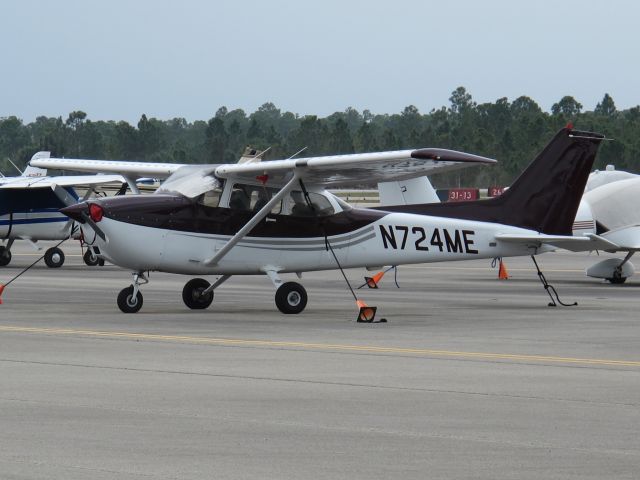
412 227 429 251
462 230 478 254
396 226 409 249
379 225 478 255
430 229 444 251
443 228 463 253
379 225 397 249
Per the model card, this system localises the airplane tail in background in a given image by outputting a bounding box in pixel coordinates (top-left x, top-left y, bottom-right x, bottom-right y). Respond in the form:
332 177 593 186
382 126 605 235
22 166 47 177
22 151 50 177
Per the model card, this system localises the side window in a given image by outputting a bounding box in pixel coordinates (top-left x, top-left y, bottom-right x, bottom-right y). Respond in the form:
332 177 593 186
229 185 251 210
197 181 224 208
230 184 282 214
286 191 335 217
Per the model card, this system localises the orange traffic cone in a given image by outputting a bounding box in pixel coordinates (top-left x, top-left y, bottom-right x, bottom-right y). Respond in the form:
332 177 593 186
498 259 509 280
0 284 5 304
364 271 385 289
356 299 377 322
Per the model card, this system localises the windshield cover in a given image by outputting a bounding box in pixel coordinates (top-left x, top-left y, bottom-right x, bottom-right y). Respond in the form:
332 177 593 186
157 165 220 198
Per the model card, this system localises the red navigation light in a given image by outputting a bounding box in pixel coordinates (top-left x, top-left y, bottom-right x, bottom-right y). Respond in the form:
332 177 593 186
89 203 104 223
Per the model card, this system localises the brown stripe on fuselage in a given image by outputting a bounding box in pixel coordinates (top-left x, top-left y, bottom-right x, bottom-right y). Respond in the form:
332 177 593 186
92 194 388 238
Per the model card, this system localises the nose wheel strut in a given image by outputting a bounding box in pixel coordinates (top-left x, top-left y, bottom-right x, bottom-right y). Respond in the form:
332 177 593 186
117 272 148 313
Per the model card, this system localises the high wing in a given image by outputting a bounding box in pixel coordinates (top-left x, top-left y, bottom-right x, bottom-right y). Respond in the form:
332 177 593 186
214 148 496 186
0 174 127 189
29 156 185 179
29 149 495 187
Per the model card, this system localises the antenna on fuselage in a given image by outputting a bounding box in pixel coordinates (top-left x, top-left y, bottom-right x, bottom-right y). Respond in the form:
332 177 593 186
7 158 22 175
286 147 307 160
238 146 271 164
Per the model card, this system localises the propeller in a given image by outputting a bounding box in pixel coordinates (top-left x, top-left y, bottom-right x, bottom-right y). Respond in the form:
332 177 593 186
51 184 106 241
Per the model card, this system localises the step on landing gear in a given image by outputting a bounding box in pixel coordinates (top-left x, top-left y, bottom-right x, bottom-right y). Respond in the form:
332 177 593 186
181 275 230 310
117 272 147 313
83 248 104 267
182 278 214 309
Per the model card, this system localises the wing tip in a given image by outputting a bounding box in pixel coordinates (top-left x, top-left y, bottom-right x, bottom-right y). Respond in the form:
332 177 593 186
411 148 497 164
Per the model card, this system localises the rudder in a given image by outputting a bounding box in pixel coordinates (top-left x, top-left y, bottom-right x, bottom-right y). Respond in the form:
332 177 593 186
380 126 605 235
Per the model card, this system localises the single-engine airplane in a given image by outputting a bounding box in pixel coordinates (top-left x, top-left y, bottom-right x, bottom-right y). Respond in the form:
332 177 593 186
0 152 137 267
57 127 606 315
573 166 640 283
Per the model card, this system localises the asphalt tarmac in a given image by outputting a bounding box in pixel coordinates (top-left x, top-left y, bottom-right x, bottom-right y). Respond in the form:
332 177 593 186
1 242 639 479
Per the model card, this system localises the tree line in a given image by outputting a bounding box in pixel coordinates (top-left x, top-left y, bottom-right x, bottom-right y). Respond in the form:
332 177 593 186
1 87 638 187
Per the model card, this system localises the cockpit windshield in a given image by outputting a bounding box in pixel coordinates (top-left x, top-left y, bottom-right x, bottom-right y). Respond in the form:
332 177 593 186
157 165 221 199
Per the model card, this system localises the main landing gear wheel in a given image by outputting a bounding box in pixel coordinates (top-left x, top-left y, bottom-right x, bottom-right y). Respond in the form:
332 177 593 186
0 246 11 267
607 274 627 284
83 249 100 266
275 282 307 314
182 278 214 309
117 286 143 313
44 247 65 268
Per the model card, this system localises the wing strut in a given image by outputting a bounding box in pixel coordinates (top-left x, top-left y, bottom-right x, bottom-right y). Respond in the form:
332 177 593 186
203 173 301 267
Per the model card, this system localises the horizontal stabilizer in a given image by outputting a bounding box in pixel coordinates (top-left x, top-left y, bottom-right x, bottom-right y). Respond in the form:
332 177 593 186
495 233 619 252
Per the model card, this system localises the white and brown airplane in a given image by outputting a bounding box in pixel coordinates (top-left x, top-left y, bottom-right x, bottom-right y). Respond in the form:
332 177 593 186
40 127 607 317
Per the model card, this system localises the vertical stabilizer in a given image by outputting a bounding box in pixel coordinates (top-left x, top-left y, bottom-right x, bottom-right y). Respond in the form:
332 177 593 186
380 127 605 235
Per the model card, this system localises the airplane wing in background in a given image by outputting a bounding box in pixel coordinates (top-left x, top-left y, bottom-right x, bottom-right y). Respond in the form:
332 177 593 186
29 155 185 179
598 226 640 251
0 174 128 189
214 148 496 186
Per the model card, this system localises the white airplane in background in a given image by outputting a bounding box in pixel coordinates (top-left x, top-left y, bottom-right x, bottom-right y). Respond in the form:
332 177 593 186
0 152 135 267
36 126 607 318
573 166 640 283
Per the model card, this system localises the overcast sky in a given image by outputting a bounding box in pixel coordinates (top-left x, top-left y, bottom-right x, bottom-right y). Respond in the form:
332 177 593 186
1 0 638 123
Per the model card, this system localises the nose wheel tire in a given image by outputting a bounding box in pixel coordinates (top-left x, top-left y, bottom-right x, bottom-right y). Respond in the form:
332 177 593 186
0 246 11 267
182 278 214 309
275 282 307 314
44 247 65 268
83 249 100 266
117 286 144 313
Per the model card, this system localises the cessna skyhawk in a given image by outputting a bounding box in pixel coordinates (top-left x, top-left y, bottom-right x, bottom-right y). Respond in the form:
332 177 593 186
58 127 606 315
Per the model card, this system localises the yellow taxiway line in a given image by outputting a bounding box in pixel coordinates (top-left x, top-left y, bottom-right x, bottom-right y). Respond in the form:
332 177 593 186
0 325 638 368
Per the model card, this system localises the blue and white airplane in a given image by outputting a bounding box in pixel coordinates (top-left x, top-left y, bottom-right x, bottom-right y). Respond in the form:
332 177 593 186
0 152 128 267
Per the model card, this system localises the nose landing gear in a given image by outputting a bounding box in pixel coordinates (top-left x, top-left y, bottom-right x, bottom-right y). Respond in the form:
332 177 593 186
117 272 147 313
83 248 104 267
